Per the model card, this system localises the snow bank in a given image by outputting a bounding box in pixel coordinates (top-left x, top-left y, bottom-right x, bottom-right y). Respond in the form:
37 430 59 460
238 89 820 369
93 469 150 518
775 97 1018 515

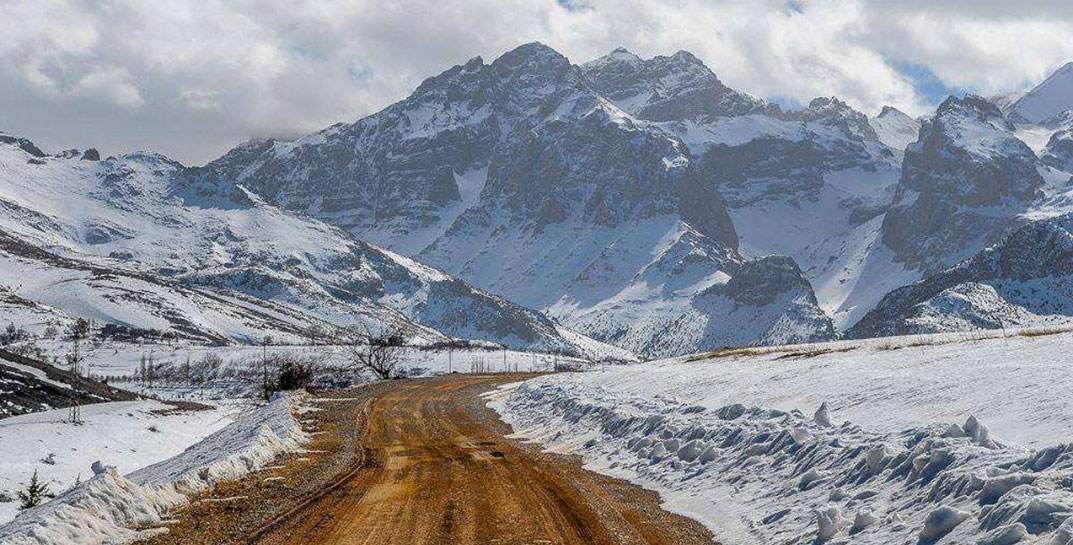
0 394 307 545
493 332 1073 545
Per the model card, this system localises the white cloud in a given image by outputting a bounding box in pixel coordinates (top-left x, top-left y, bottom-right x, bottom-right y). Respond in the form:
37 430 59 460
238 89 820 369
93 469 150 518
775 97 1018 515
0 0 1071 164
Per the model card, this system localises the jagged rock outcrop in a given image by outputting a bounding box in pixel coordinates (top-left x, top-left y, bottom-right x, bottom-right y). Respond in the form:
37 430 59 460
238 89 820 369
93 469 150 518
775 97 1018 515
881 95 1044 272
1043 113 1073 172
580 47 768 121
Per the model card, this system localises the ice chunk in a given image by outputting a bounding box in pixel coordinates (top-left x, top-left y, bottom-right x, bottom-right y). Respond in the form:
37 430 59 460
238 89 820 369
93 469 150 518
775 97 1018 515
816 505 842 541
964 416 998 449
800 468 826 491
677 440 704 462
980 473 1035 506
790 427 811 445
851 509 879 534
1051 517 1073 545
814 402 832 427
697 445 718 464
979 522 1027 545
918 506 971 543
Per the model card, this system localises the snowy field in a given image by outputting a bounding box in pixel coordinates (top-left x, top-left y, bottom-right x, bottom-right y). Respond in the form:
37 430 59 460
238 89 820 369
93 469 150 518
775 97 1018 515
493 328 1073 545
0 400 239 525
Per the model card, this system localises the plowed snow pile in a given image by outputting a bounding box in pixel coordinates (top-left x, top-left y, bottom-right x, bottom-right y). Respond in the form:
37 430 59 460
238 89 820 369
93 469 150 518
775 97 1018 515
0 394 307 545
493 330 1073 545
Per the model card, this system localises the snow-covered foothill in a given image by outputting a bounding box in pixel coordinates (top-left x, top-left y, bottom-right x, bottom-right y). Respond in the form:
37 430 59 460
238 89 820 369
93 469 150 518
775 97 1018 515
493 328 1073 545
0 394 307 545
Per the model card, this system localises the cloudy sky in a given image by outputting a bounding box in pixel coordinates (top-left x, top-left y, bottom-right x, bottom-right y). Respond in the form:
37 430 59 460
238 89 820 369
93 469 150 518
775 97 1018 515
2 0 1072 165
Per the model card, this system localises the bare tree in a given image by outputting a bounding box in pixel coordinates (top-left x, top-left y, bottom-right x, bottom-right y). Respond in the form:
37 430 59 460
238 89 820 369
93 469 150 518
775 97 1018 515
346 323 405 380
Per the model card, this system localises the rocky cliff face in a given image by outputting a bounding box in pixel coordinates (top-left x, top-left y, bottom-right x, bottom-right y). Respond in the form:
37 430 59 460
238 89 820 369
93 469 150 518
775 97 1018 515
1043 113 1073 172
881 95 1044 272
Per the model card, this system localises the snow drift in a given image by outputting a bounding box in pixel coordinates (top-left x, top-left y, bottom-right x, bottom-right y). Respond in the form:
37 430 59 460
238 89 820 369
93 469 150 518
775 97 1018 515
493 331 1073 545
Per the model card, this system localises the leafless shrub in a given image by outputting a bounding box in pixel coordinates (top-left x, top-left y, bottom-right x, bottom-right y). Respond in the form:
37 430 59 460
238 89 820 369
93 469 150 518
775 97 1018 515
345 323 406 380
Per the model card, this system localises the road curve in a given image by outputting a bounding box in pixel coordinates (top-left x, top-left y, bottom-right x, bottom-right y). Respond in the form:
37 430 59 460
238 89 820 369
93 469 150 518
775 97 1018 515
254 375 715 545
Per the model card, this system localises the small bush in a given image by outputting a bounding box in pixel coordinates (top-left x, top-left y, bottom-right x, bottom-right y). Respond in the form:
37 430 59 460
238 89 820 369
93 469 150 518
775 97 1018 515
276 358 316 391
17 470 52 510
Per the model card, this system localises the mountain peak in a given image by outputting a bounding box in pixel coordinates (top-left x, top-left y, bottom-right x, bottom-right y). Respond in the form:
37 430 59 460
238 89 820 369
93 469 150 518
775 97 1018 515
581 48 764 121
938 93 1004 120
790 97 878 141
496 42 567 64
870 106 921 151
878 105 910 119
669 50 704 66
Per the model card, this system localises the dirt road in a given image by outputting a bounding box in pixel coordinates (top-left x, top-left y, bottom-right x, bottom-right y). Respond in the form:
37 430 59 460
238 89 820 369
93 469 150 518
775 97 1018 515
254 375 714 545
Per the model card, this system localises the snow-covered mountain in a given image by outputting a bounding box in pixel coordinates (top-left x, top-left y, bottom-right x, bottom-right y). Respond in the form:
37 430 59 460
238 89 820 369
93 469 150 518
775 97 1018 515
881 95 1044 273
0 132 623 357
7 43 1073 353
199 43 838 357
845 63 1073 338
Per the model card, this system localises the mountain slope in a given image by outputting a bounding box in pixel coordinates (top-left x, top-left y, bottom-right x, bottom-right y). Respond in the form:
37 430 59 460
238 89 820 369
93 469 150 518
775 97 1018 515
848 213 1073 338
869 105 922 151
0 133 620 356
1010 62 1073 124
0 349 139 418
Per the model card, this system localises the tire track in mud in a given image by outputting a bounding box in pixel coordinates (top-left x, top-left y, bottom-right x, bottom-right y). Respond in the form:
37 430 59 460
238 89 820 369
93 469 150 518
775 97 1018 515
253 374 716 545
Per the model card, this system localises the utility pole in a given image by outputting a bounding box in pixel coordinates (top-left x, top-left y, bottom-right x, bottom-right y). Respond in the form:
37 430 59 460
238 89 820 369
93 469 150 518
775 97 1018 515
261 335 272 400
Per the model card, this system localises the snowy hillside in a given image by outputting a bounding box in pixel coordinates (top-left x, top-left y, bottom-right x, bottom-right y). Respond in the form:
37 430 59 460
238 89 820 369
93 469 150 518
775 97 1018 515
0 399 238 525
0 132 619 357
0 349 138 418
495 328 1073 545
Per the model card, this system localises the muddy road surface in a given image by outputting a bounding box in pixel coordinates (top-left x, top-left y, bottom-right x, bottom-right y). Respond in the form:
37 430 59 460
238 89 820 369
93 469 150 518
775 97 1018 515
249 374 714 545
